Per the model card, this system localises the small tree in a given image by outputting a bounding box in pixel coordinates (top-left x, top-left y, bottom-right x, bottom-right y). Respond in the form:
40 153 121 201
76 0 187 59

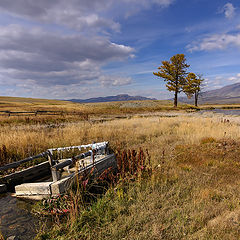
183 73 204 107
153 54 190 107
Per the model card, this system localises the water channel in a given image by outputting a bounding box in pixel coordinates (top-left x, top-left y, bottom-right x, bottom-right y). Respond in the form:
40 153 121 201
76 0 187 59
0 193 38 239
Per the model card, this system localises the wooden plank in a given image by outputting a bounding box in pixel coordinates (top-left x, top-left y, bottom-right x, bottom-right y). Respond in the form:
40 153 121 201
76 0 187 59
0 184 7 193
48 141 107 153
51 154 116 195
0 161 51 189
15 182 51 196
15 154 116 198
75 151 92 159
0 110 82 117
0 151 48 171
52 159 72 171
12 194 50 200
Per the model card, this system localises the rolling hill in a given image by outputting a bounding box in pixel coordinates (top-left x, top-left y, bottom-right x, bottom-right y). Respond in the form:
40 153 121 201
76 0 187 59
68 94 156 103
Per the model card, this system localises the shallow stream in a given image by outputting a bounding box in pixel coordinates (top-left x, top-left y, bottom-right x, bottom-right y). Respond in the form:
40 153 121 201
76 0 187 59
0 193 38 240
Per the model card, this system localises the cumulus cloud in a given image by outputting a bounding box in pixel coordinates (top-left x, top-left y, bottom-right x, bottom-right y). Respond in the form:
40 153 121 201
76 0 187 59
0 24 134 86
187 32 240 52
0 0 174 98
0 0 173 32
99 75 132 86
0 0 118 32
187 3 239 52
221 2 235 19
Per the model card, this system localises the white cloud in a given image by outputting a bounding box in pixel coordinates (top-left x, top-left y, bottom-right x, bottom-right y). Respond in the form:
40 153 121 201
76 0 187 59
0 77 133 99
0 0 174 33
206 74 240 91
221 3 235 19
227 74 240 83
0 24 134 87
187 32 240 52
0 0 118 33
228 76 237 81
99 75 132 86
0 0 175 98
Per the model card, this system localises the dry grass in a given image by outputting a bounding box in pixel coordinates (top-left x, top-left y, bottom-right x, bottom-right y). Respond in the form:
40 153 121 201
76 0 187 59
0 115 239 165
33 115 240 240
0 96 173 112
1 104 240 239
0 96 196 120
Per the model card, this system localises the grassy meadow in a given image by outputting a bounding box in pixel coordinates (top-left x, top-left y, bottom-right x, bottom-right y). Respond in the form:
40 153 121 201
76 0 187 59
0 96 183 126
32 115 240 240
1 97 240 239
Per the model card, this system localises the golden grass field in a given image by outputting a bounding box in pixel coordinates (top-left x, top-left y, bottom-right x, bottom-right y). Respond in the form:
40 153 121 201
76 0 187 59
1 96 240 239
31 114 240 240
0 96 174 112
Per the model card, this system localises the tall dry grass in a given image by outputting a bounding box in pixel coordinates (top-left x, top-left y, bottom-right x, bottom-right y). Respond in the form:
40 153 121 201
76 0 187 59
34 116 240 240
0 114 239 239
0 115 239 165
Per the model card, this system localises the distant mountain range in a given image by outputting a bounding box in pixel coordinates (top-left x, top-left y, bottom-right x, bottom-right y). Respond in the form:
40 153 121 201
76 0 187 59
67 83 240 104
68 94 156 103
179 82 240 104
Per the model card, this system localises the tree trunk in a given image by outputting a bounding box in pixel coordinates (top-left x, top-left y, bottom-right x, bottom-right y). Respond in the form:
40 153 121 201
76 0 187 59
174 91 178 107
195 92 198 107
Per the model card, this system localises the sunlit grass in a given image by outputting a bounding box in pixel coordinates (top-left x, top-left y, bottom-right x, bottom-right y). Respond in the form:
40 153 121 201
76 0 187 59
1 99 240 239
32 115 240 240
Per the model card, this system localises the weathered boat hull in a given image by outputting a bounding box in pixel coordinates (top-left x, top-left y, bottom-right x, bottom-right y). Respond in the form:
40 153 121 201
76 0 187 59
15 153 116 199
0 161 51 192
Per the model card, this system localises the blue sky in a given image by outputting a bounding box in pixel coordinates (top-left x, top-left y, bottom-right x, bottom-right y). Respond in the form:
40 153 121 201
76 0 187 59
0 0 239 99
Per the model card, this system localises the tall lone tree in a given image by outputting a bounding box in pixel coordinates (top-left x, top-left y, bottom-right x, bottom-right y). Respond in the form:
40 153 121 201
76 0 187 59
153 54 189 107
183 73 204 107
